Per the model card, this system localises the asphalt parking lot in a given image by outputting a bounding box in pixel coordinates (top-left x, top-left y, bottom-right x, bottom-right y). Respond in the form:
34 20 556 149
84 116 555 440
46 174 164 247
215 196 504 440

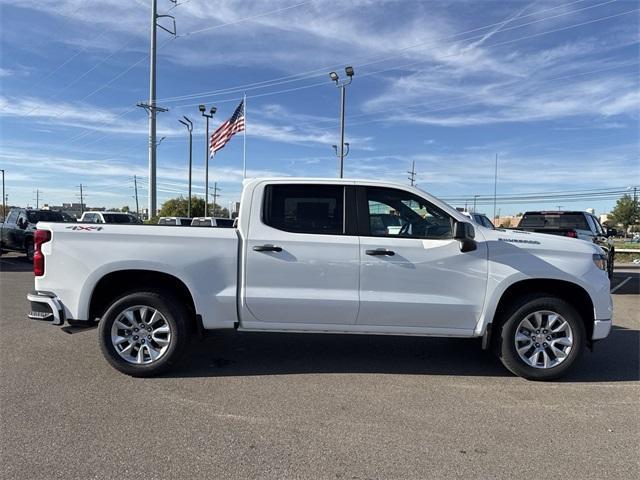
1 253 638 480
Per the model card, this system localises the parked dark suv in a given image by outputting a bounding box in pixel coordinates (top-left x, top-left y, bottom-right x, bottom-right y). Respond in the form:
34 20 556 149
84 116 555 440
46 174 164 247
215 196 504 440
0 209 68 261
516 211 615 278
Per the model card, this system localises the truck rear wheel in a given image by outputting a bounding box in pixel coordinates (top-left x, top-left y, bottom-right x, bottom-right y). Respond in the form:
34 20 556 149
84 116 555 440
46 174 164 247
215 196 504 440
98 291 190 377
497 295 585 381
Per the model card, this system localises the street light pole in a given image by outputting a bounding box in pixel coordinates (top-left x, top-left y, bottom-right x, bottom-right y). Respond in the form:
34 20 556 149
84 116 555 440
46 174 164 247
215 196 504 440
199 105 216 217
1 169 5 220
329 66 354 178
179 116 193 217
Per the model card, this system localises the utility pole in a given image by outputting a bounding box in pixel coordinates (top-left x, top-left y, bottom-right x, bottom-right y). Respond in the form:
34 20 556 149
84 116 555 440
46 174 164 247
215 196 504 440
138 0 175 219
1 169 5 220
493 153 498 223
199 105 217 217
407 160 417 186
34 189 41 209
77 184 85 214
329 66 354 178
133 175 140 218
473 195 479 213
179 116 193 217
557 205 563 211
210 182 221 216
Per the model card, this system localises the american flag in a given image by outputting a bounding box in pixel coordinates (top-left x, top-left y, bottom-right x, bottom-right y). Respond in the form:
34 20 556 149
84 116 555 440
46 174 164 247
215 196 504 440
209 100 245 156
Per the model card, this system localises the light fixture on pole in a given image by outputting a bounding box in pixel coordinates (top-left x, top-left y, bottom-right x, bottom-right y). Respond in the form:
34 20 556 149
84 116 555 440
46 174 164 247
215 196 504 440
199 105 216 217
329 66 354 178
178 116 193 217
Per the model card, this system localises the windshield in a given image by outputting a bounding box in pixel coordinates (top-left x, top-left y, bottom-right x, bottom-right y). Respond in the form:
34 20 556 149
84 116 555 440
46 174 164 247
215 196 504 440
26 211 64 223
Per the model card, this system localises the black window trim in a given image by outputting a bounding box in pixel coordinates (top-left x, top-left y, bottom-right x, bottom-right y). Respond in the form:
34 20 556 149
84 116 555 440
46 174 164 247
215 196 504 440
356 185 455 240
261 183 358 236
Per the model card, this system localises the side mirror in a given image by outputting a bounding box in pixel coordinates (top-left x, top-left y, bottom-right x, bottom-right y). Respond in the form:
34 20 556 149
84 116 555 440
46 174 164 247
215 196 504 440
17 218 27 229
453 221 477 252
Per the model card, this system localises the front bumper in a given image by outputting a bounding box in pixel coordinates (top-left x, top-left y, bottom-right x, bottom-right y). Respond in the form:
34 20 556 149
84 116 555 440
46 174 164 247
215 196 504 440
27 291 65 326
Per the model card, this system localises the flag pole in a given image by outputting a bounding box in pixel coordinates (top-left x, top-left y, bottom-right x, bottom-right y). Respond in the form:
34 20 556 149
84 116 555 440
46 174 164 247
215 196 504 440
243 92 247 179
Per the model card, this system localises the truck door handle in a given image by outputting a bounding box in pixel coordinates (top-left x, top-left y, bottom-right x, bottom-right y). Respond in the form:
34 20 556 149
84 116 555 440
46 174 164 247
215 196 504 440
253 245 283 252
366 249 395 256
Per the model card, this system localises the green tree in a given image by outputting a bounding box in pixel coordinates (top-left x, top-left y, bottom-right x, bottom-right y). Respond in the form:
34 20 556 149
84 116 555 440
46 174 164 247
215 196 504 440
610 194 639 235
157 196 229 219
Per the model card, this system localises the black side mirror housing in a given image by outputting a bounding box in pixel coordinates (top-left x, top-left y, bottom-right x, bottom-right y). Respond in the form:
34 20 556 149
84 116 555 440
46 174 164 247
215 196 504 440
453 221 477 252
17 218 27 229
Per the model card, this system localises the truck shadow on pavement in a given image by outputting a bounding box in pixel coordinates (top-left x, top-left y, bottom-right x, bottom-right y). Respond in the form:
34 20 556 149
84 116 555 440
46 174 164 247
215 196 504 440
0 256 32 272
169 325 639 382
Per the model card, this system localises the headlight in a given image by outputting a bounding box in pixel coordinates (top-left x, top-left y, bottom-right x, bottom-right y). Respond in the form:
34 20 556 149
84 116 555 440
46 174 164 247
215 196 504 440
593 253 607 271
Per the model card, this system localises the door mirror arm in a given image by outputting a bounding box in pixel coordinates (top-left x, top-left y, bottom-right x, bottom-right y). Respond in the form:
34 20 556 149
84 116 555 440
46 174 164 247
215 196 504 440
453 221 477 253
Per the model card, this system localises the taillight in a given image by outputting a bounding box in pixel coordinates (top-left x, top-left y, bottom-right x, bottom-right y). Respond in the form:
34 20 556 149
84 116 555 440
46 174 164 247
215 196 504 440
34 229 51 277
566 230 577 238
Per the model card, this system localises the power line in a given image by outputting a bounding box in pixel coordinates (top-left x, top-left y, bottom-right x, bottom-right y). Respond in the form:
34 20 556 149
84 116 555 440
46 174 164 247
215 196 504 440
156 0 597 103
168 7 639 110
36 4 639 153
178 0 314 37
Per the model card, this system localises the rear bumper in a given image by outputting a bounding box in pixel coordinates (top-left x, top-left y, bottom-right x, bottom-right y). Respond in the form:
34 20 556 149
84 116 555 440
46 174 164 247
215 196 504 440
27 291 65 326
592 319 612 340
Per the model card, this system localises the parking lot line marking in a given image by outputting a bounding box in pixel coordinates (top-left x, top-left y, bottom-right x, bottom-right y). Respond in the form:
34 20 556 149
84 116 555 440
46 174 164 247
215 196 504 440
611 277 631 294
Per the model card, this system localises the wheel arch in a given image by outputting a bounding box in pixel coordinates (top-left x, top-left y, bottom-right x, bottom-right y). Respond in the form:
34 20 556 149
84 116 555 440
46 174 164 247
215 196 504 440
88 269 197 325
483 278 595 349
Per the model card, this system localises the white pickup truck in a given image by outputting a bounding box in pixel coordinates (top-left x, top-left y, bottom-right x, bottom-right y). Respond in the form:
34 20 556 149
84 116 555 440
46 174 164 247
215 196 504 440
27 178 612 380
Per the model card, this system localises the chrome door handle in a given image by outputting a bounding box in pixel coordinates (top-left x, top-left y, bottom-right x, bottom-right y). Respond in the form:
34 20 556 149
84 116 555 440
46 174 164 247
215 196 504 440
253 245 283 252
365 249 395 256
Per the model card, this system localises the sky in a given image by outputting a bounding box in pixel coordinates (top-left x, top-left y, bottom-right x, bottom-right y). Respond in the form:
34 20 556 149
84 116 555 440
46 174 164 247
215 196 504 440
0 0 638 217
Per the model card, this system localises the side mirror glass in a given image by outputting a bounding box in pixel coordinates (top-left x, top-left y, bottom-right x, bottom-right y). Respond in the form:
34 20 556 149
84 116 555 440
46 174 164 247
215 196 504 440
453 221 477 252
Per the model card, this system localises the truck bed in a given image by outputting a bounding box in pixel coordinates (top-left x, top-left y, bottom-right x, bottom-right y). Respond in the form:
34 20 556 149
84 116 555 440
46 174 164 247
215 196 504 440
34 223 240 329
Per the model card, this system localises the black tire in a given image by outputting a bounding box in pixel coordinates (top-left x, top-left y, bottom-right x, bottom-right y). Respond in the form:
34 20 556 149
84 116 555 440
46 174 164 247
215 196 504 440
24 239 34 262
98 290 191 377
496 295 585 381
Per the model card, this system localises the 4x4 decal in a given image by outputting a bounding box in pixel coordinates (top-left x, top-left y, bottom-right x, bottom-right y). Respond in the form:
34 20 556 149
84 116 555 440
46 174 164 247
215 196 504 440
65 226 103 231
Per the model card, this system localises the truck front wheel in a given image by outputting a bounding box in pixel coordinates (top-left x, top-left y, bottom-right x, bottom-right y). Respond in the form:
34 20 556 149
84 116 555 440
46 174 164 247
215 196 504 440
98 291 190 377
497 296 585 381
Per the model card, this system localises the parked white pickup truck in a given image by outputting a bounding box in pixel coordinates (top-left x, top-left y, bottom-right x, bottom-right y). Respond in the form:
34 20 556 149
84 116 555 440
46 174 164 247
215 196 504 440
27 178 612 380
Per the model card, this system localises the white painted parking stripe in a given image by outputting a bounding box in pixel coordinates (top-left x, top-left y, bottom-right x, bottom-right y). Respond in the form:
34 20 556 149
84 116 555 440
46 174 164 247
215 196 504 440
611 277 631 294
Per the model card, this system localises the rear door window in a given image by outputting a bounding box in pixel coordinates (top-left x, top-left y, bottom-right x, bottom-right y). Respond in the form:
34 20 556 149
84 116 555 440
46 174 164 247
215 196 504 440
263 184 344 235
5 210 18 224
27 211 64 223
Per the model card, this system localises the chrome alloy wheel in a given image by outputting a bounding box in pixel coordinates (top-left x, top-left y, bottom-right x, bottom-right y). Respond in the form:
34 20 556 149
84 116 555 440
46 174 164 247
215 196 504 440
514 310 574 369
110 306 172 365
